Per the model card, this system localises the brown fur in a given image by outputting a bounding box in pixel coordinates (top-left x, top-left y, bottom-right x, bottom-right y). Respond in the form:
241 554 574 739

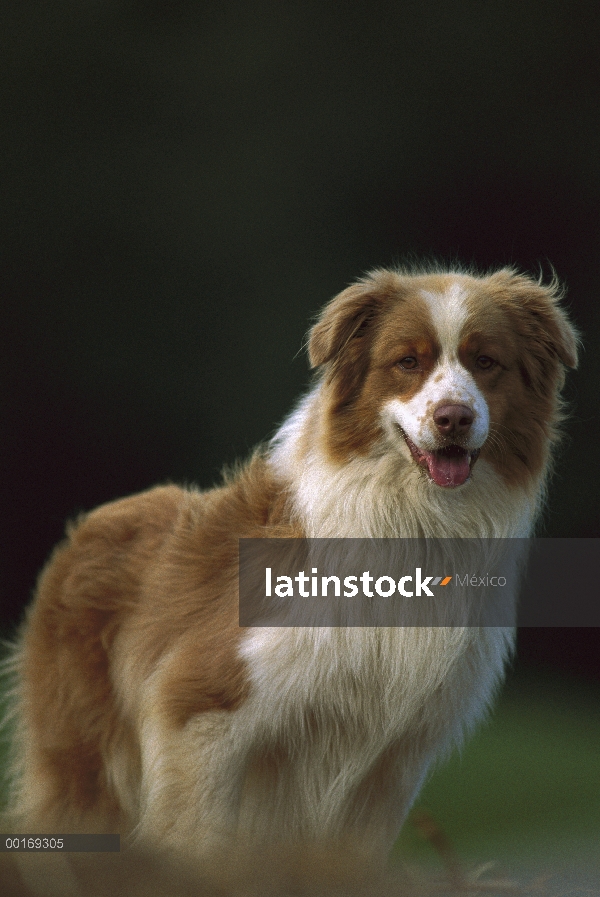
313 285 440 463
8 456 300 834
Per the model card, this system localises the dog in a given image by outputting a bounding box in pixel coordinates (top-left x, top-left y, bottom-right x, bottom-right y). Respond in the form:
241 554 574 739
3 266 578 863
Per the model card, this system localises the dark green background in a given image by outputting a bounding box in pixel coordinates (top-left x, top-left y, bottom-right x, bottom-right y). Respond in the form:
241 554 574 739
1 1 599 673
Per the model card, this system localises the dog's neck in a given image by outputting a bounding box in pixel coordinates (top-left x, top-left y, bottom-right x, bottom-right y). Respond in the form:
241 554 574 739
269 388 541 540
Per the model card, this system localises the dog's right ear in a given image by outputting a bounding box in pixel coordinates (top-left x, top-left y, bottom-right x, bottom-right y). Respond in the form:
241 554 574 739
308 272 396 369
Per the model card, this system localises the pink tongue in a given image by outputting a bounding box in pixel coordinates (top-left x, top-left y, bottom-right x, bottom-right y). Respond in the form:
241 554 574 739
425 449 470 487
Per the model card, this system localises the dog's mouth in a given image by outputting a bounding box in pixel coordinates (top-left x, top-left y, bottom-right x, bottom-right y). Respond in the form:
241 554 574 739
401 431 481 488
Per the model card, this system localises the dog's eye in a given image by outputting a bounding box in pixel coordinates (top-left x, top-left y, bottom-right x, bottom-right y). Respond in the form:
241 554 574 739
398 356 418 370
476 355 496 370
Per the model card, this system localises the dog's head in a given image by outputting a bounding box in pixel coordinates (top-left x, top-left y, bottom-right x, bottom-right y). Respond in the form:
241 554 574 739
308 267 578 488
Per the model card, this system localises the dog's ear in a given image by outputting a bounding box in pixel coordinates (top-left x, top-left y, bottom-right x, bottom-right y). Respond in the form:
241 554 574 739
308 272 396 369
491 270 579 394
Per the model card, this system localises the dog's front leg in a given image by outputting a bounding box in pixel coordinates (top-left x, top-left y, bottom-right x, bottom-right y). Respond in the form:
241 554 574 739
135 706 247 856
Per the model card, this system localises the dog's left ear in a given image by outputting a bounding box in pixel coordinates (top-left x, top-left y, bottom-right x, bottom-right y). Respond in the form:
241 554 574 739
308 271 396 369
491 271 579 394
526 279 579 371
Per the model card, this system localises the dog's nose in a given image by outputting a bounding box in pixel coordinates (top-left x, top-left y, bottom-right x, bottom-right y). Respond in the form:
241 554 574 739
433 404 474 437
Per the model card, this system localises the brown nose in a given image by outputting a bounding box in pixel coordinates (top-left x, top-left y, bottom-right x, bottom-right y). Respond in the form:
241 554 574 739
433 404 474 437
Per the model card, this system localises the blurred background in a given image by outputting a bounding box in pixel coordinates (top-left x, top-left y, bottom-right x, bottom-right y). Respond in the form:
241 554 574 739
1 0 599 876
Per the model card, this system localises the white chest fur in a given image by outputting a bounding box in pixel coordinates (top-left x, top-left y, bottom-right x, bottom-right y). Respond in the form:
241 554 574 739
232 390 531 847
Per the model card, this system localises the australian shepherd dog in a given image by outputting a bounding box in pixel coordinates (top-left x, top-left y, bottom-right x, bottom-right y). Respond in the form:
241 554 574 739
3 266 577 862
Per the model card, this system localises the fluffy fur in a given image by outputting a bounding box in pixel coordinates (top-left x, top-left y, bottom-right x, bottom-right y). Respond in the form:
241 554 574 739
3 266 578 861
